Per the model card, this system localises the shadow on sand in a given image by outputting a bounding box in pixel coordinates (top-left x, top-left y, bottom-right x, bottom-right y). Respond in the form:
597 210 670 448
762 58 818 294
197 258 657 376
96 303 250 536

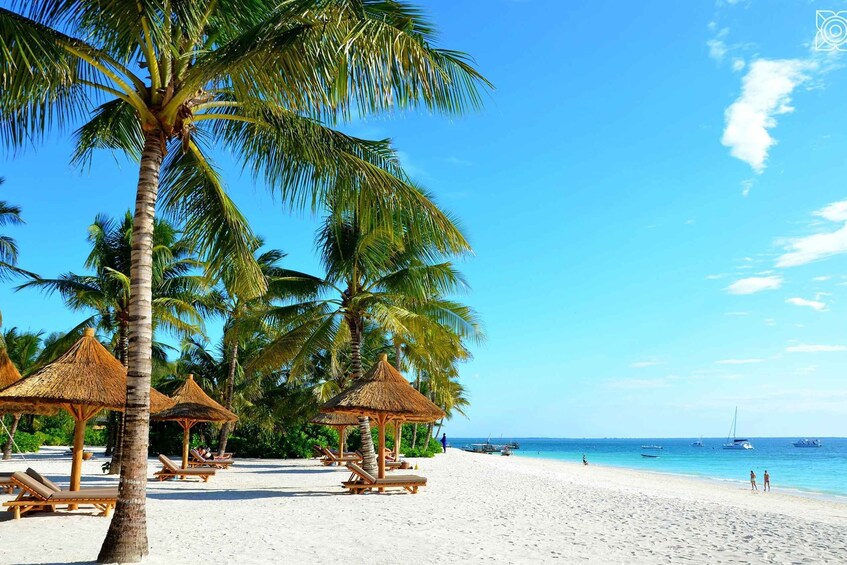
147 488 338 500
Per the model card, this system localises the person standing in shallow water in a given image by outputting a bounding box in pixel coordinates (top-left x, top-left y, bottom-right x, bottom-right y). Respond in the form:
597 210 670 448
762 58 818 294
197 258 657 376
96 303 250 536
750 470 757 491
441 433 447 453
764 470 770 492
583 454 588 465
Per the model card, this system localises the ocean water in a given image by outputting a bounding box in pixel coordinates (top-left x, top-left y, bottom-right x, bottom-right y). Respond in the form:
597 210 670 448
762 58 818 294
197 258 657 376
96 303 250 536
451 437 847 499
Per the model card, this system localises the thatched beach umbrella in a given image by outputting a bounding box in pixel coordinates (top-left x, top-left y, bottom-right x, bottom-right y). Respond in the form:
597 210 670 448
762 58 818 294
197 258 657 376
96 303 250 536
151 374 237 469
310 412 359 464
322 354 444 479
0 345 57 416
0 328 174 496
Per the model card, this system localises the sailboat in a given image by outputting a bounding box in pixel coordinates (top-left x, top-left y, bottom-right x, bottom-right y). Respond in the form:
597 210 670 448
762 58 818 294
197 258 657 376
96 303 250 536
722 407 753 450
691 437 704 447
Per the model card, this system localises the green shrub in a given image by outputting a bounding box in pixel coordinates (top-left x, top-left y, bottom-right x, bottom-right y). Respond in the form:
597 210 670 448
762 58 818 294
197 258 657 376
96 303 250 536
227 424 336 459
404 437 443 458
9 431 42 454
85 427 106 446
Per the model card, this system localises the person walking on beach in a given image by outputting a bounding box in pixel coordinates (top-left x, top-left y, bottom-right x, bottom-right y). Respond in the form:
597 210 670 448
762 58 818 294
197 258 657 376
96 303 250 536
582 454 588 466
750 470 757 491
441 433 447 453
763 470 770 492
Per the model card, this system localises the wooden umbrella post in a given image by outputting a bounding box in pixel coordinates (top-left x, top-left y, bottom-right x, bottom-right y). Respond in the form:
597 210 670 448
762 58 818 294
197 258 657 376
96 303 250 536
337 425 345 467
68 416 87 509
68 405 99 509
181 419 195 470
377 414 387 483
394 420 402 461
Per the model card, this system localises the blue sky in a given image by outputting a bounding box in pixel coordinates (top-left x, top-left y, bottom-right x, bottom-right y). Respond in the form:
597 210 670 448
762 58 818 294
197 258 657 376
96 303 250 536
3 1 847 438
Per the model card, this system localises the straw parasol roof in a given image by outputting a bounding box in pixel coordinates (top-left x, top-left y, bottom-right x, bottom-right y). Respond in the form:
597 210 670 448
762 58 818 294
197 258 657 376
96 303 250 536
0 346 21 390
151 374 237 469
322 354 445 479
0 345 57 415
310 412 360 427
0 328 174 413
152 374 237 423
321 354 445 423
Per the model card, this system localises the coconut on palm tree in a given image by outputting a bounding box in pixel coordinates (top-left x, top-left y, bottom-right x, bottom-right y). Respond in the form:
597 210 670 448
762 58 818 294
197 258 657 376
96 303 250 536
1 3 487 560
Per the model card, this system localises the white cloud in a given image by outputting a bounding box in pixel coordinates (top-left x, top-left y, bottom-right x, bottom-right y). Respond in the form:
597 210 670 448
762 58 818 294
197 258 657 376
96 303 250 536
721 59 815 173
814 276 832 282
786 297 827 311
606 377 673 390
725 275 783 294
445 156 473 167
716 358 763 365
764 318 777 326
708 39 728 62
815 200 847 222
776 200 847 267
741 178 754 197
732 58 745 72
786 344 847 353
706 273 726 280
631 360 662 368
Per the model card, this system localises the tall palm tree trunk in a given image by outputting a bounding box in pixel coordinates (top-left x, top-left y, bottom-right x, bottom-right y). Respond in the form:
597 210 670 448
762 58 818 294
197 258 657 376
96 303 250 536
108 322 130 474
98 130 163 564
348 316 377 474
218 342 238 456
2 413 21 460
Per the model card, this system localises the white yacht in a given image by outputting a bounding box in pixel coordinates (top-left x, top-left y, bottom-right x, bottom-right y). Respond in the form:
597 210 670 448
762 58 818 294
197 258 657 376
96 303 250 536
722 407 753 450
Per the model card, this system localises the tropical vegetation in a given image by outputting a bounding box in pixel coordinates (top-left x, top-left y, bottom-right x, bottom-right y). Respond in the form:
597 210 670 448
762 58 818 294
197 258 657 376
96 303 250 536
0 1 488 562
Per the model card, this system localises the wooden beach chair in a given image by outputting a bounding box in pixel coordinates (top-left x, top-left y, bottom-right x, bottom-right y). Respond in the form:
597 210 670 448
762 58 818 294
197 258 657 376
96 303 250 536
154 454 215 482
320 446 362 466
189 448 235 469
342 463 426 494
3 471 117 519
353 450 411 470
0 471 16 494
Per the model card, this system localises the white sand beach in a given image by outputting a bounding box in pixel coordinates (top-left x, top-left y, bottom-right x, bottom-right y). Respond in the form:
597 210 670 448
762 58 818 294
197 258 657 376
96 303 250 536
1 447 846 564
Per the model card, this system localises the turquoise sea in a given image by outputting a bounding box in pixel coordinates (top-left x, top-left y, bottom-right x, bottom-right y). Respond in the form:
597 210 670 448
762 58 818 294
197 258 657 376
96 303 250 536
451 437 847 500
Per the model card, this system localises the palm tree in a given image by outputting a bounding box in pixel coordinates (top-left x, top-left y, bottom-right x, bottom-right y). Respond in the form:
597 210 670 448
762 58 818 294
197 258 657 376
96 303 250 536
204 245 316 456
256 201 480 473
1 4 487 559
0 177 32 326
1 328 44 459
17 212 208 472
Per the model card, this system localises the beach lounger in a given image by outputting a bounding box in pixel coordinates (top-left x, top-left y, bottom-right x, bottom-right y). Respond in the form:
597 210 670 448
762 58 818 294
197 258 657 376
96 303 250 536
353 450 411 470
189 448 235 469
342 463 426 494
2 471 117 519
0 471 16 494
320 446 362 466
154 454 215 482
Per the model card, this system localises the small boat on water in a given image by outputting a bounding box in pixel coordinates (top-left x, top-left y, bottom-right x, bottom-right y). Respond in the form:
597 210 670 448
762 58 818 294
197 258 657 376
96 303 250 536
641 445 663 450
462 442 499 454
692 437 704 447
641 454 660 458
723 407 753 450
501 446 512 456
506 441 520 449
793 439 822 448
